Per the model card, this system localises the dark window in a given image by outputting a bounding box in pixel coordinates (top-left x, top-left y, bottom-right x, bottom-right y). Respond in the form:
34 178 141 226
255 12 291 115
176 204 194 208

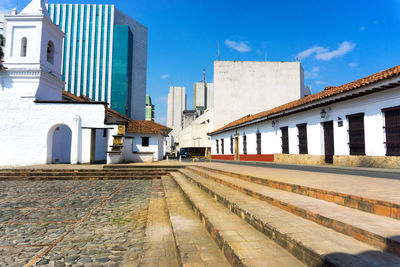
47 41 55 64
243 135 247 155
141 137 149 147
281 127 289 154
230 137 233 154
297 124 308 154
346 113 365 155
383 106 400 156
256 132 261 155
221 139 224 154
216 139 219 154
21 37 27 57
103 129 107 137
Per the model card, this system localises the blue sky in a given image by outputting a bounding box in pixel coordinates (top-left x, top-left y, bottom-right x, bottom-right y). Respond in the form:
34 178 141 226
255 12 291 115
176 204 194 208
2 0 400 125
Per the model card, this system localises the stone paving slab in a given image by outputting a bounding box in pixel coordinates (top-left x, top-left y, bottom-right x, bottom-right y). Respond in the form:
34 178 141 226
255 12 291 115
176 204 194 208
0 179 152 267
139 179 179 267
162 176 231 267
169 172 305 267
179 169 400 266
183 167 400 255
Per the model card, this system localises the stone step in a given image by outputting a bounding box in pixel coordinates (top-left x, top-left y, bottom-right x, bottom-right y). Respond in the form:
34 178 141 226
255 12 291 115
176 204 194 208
169 172 305 267
0 175 162 181
161 176 230 267
183 168 400 256
190 166 400 220
179 169 400 266
139 179 179 267
0 170 171 175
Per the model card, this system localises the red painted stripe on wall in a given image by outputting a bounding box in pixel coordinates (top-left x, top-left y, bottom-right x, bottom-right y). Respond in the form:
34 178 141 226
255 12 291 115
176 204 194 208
211 154 274 162
239 154 274 162
211 155 235 160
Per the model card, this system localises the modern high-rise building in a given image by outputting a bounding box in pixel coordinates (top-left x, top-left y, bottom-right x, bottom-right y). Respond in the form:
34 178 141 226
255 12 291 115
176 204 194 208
145 94 155 121
193 82 214 110
46 4 147 119
166 86 186 154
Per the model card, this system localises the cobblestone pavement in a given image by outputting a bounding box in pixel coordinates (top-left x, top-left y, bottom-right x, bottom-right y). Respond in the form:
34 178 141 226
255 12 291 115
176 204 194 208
0 180 152 267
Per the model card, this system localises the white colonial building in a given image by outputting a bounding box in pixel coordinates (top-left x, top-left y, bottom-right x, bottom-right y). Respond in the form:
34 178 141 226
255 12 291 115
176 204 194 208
209 65 400 169
0 0 168 167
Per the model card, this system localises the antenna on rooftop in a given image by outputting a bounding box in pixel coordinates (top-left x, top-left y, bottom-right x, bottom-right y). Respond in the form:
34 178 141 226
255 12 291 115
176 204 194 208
203 69 206 83
217 41 220 60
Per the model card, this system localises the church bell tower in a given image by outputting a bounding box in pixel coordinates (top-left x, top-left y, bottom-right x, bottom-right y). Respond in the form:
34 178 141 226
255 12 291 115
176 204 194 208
3 0 65 100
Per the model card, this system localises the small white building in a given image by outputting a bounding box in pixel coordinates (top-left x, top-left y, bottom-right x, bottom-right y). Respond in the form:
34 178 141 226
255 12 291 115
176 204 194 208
123 120 171 162
209 65 400 169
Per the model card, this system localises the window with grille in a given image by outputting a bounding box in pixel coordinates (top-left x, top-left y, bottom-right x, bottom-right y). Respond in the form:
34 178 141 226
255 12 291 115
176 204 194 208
221 139 224 154
230 136 233 154
281 127 289 154
216 140 219 154
297 124 308 154
383 106 400 156
346 113 365 155
256 132 261 155
243 135 247 155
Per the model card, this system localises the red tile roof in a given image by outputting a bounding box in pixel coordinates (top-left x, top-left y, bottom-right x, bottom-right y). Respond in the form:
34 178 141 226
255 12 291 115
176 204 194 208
126 120 172 136
211 64 400 135
61 90 131 124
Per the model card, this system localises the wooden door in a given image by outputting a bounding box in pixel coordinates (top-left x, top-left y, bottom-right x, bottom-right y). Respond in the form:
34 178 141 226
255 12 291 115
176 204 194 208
323 121 334 163
234 137 239 160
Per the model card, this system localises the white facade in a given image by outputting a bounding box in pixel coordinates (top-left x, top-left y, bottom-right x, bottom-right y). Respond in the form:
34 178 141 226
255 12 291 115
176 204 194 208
213 61 309 129
0 0 113 167
179 108 214 149
166 86 186 153
123 134 164 162
210 72 400 168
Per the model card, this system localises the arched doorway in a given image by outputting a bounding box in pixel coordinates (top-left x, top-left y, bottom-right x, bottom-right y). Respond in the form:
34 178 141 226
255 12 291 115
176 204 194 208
47 124 72 164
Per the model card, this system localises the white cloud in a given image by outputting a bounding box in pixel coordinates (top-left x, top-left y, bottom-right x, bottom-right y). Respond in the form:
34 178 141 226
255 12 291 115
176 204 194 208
224 40 251 53
160 74 170 79
348 62 358 68
315 41 356 61
359 26 366 31
297 46 327 60
304 66 320 79
297 41 356 61
315 80 326 85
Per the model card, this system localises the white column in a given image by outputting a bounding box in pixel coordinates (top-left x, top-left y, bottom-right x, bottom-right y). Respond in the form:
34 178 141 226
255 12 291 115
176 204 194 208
71 115 82 164
60 4 66 76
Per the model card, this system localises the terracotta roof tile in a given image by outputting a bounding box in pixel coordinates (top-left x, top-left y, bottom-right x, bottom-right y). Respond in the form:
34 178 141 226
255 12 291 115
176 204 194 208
126 120 172 136
211 64 400 134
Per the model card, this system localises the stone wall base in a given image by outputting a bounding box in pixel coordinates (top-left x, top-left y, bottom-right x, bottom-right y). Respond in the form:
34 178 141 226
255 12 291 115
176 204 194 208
334 155 400 169
274 154 325 165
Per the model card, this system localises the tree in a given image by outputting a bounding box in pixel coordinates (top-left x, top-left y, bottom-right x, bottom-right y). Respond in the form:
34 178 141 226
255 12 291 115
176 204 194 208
0 34 5 60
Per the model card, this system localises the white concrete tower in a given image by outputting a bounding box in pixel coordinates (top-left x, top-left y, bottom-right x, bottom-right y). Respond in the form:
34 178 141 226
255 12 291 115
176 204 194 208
3 0 65 100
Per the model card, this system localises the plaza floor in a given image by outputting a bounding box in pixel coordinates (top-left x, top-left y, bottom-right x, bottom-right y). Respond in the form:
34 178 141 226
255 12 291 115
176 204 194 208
0 180 152 267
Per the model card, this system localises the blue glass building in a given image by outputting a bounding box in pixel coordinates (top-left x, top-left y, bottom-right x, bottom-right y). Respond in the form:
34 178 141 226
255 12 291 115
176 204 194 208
47 4 147 119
